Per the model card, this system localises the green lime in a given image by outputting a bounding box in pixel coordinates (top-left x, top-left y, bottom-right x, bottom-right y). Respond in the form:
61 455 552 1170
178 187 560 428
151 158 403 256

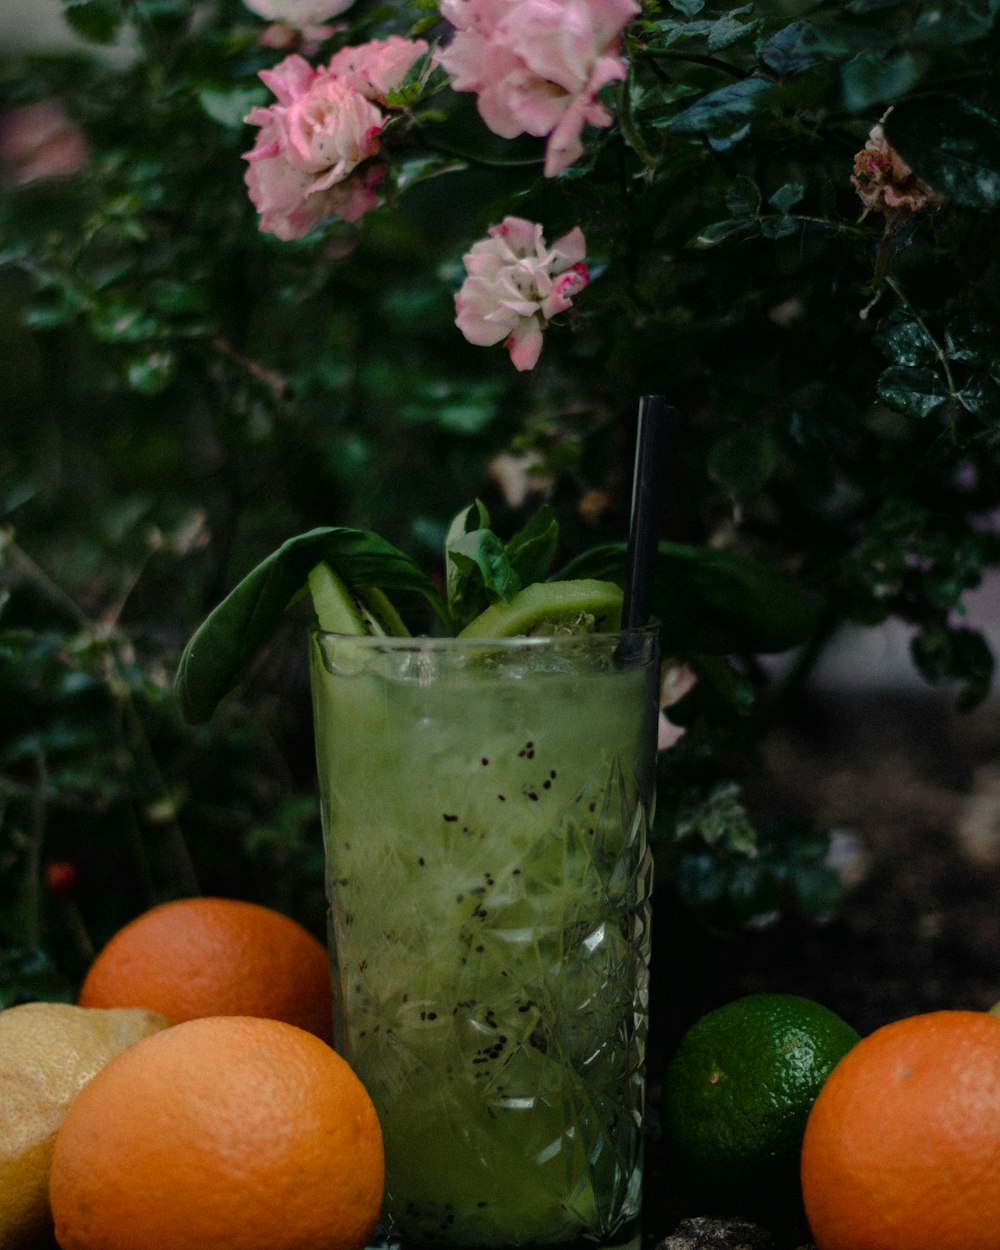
307 561 408 636
457 579 623 638
660 993 859 1214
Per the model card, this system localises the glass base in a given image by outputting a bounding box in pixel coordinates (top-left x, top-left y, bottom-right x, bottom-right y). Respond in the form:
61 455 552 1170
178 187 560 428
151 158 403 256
368 1218 642 1250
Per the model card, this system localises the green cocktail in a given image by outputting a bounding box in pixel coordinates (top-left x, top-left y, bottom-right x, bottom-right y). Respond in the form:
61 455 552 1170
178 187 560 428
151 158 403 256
310 628 660 1250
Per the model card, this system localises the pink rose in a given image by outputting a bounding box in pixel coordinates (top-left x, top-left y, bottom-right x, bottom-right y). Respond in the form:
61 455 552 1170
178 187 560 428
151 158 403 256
851 120 943 222
243 39 425 239
437 0 639 176
0 100 88 187
328 35 429 101
454 215 589 370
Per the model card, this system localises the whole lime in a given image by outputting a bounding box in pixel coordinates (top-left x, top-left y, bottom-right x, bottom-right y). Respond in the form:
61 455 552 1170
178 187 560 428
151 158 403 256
660 993 860 1215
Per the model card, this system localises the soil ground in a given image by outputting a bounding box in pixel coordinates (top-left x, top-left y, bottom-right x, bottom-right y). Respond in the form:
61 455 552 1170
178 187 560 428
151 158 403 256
645 686 1000 1248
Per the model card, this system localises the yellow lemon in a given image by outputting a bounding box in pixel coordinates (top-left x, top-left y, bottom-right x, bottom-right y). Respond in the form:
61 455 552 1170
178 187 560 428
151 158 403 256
0 1001 170 1248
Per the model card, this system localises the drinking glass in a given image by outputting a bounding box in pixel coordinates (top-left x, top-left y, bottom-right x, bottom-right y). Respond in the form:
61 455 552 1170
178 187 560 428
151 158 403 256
310 627 660 1250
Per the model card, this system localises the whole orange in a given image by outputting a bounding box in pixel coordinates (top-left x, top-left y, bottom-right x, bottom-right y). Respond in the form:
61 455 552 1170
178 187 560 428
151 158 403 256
49 1015 384 1250
78 897 333 1043
801 1009 1000 1250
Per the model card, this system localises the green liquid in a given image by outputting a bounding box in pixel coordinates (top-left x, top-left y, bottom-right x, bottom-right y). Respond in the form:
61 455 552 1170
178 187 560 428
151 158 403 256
311 636 658 1249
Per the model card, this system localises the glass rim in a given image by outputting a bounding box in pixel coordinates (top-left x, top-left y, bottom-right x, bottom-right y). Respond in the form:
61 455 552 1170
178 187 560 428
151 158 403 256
309 623 660 652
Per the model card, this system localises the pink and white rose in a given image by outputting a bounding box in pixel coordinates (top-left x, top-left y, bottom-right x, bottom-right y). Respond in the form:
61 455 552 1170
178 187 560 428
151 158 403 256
243 38 427 239
454 215 589 370
437 0 639 176
328 35 430 100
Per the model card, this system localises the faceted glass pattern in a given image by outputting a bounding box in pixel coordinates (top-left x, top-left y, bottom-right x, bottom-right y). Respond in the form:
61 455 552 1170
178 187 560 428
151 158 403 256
310 631 659 1250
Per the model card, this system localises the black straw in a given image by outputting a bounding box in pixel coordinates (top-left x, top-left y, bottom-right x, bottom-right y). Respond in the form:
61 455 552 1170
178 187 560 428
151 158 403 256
621 395 672 630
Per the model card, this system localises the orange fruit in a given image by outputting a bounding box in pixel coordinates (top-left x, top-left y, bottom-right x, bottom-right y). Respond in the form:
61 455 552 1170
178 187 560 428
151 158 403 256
49 1015 384 1250
78 897 333 1043
801 1009 1000 1250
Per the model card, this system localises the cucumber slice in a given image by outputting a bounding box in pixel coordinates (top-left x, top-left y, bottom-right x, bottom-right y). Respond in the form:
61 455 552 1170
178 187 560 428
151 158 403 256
457 579 623 638
307 562 409 636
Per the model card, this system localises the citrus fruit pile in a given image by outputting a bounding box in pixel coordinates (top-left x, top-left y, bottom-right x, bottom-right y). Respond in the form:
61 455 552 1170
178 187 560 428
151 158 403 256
0 896 385 1250
661 992 1000 1250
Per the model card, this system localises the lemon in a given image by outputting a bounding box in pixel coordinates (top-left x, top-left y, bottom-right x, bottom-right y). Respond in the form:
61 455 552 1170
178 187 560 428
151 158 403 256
660 993 859 1217
0 1001 171 1248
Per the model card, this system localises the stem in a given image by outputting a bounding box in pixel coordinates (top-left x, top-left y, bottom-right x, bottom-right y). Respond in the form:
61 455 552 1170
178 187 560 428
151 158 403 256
638 48 751 81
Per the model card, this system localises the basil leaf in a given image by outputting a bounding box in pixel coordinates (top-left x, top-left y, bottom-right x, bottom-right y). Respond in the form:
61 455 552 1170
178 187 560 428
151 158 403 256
174 527 444 724
553 541 819 654
504 504 560 588
448 529 521 610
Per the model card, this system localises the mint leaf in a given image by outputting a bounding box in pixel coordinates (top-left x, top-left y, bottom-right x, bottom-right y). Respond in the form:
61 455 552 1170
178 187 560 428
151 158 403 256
174 527 444 724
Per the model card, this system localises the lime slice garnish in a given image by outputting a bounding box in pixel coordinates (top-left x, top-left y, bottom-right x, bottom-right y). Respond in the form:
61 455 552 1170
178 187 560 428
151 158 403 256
457 579 623 638
307 562 409 636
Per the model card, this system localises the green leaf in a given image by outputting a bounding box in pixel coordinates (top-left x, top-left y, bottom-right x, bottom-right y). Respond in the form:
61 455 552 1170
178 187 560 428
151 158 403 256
877 365 951 419
503 504 560 589
758 21 827 75
705 6 761 52
447 529 521 607
957 372 1000 423
769 182 804 212
61 0 123 43
840 50 924 113
726 175 761 219
173 528 445 724
884 95 1000 210
707 424 779 498
691 218 751 247
126 350 175 394
944 315 994 363
663 77 772 136
198 86 266 129
553 541 820 654
911 624 994 710
873 315 938 367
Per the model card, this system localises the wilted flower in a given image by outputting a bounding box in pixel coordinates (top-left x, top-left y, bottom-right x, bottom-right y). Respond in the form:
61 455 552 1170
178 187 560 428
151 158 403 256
455 215 589 370
243 38 427 239
0 100 88 187
851 121 943 222
437 0 639 177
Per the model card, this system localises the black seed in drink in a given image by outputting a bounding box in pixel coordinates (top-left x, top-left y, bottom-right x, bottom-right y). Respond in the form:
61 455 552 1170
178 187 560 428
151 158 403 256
481 757 489 766
443 813 458 822
418 856 425 866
